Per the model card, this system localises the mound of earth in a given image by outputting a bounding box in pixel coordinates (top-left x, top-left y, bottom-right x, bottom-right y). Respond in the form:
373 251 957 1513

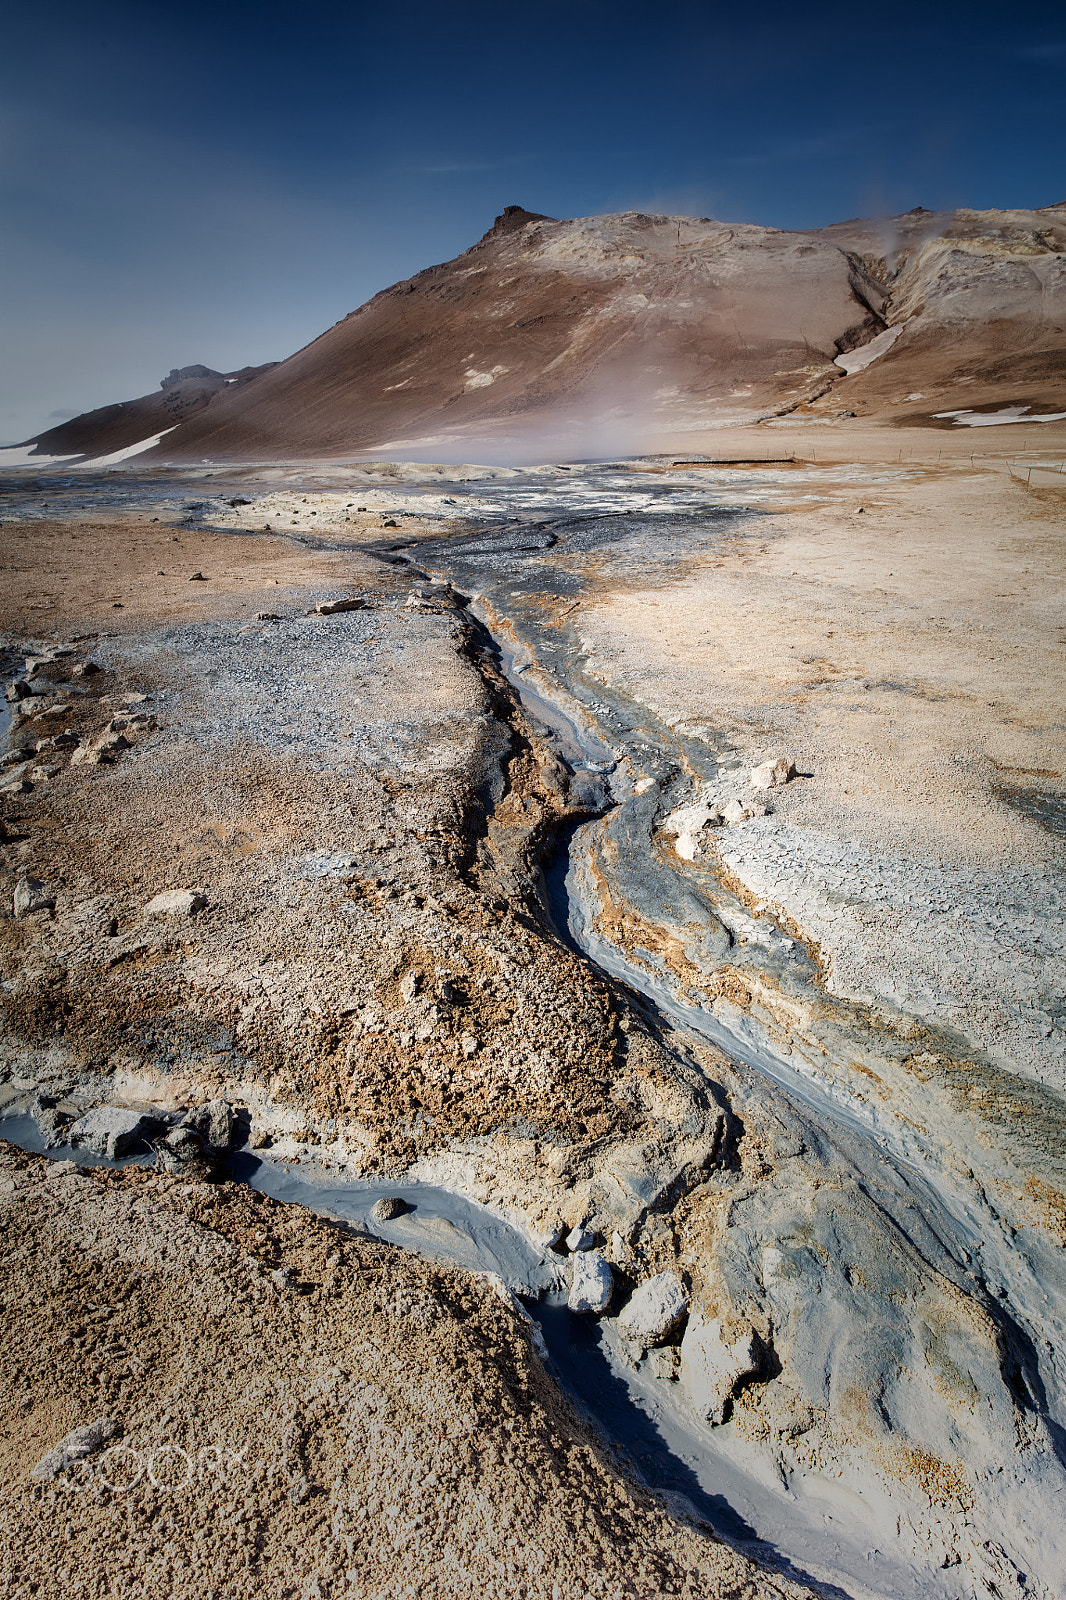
10 202 1064 465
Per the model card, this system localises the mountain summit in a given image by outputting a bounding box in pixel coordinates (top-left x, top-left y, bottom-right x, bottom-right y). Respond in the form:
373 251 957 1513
13 203 1066 463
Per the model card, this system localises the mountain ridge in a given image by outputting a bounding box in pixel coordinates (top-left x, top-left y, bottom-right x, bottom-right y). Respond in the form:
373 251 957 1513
9 202 1065 464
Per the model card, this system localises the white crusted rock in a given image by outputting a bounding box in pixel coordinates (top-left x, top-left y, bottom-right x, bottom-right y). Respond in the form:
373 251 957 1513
680 1314 762 1424
13 875 55 919
721 799 751 824
144 888 206 917
568 1251 613 1314
660 799 721 860
70 730 130 766
566 1223 597 1252
535 1219 567 1252
617 1270 688 1345
750 755 796 790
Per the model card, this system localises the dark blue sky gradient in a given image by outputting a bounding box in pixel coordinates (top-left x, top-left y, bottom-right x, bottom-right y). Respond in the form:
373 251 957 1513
2 0 1063 439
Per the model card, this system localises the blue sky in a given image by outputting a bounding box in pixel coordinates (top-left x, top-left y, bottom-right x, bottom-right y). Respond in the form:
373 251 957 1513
2 0 1063 440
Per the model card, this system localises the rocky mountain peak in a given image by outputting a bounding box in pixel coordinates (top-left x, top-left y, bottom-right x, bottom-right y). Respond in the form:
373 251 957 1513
481 204 555 240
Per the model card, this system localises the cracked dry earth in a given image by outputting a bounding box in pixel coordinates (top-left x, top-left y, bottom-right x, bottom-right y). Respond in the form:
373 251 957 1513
0 446 1064 1600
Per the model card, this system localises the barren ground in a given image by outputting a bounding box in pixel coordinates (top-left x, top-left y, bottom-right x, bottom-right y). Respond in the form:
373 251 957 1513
0 422 1064 1599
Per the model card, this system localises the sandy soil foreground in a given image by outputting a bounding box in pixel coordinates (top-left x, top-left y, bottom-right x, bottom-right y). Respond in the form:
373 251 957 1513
0 426 1064 1599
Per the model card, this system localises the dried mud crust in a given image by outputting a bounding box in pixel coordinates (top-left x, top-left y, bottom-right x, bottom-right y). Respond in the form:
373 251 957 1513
0 1144 808 1600
0 560 698 1191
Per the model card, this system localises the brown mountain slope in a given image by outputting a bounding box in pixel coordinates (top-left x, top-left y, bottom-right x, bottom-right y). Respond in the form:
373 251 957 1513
150 207 894 460
13 203 1066 464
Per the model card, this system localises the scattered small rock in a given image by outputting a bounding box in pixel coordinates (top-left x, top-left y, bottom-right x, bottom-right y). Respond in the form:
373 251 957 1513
5 679 30 702
566 1224 597 1252
0 758 33 790
371 1195 408 1222
313 597 366 615
750 755 797 790
144 888 206 917
188 572 207 582
568 1251 613 1315
617 1270 689 1345
13 875 55 919
399 971 421 1004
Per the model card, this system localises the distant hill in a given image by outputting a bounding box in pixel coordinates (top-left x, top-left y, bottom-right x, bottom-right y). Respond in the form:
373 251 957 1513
10 362 278 464
10 203 1065 462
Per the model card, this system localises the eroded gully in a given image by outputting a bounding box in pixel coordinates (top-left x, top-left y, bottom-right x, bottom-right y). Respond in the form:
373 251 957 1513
4 495 1065 1600
384 512 1066 1599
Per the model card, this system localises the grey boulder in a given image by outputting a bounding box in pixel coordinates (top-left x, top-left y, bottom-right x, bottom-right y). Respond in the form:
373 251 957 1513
181 1098 234 1149
13 876 55 919
31 1417 121 1480
68 1106 153 1159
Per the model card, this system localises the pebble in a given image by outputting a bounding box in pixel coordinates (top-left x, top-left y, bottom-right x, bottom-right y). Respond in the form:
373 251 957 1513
371 1196 408 1222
